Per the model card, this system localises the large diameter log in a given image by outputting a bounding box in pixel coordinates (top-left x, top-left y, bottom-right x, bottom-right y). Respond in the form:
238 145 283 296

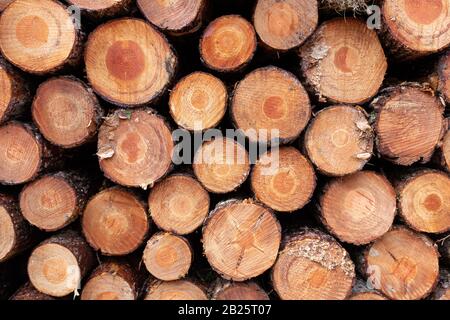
437 50 450 103
82 187 149 256
85 18 177 107
272 230 355 300
231 66 311 144
203 199 281 281
299 18 387 104
320 171 396 245
32 77 103 149
28 230 95 297
253 0 318 51
362 227 439 300
66 0 132 18
10 282 55 300
144 278 207 300
97 109 173 189
20 171 91 232
304 105 374 176
210 280 269 300
0 0 82 74
372 84 445 166
251 147 316 212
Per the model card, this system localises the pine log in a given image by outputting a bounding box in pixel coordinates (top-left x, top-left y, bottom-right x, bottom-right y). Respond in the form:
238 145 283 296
169 72 227 131
253 0 318 51
32 76 103 149
28 230 95 297
85 18 177 107
272 229 355 300
0 0 82 74
438 128 450 172
10 282 55 300
299 18 387 104
210 280 269 300
149 174 210 235
439 235 450 266
231 66 311 144
372 84 445 166
97 109 174 189
143 278 208 300
251 146 316 212
200 15 256 72
203 199 281 281
193 137 250 194
143 232 192 281
82 187 149 256
320 171 396 245
20 171 91 232
437 50 450 103
349 292 387 300
348 278 388 300
431 269 450 300
66 0 132 19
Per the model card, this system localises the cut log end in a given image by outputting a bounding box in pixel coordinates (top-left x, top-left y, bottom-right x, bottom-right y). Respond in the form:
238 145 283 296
144 279 207 300
0 204 14 262
143 233 192 281
0 61 29 125
211 281 270 300
203 200 281 281
348 292 388 300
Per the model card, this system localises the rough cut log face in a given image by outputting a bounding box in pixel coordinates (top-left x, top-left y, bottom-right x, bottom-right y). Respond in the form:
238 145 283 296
144 279 208 300
0 0 78 74
299 18 387 104
203 199 281 282
251 147 316 212
348 292 388 300
85 18 177 106
211 280 270 300
253 0 318 51
231 66 311 144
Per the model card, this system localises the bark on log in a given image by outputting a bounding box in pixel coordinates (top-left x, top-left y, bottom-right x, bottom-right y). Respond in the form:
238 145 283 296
66 0 132 19
0 0 12 11
431 269 450 300
437 50 450 103
438 127 450 172
210 280 269 300
10 282 55 300
143 278 208 300
348 278 388 300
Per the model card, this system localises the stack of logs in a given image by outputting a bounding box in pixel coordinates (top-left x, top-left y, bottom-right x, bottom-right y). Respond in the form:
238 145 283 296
0 0 449 301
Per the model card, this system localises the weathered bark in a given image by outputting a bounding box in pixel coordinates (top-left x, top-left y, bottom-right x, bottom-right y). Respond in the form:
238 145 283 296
10 282 55 300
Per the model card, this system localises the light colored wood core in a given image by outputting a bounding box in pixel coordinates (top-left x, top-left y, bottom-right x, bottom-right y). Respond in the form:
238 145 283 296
305 105 374 176
0 206 14 261
321 171 396 245
0 0 76 74
251 147 316 212
193 137 250 194
143 232 192 281
149 174 210 235
212 282 270 300
169 72 227 131
82 188 148 256
81 274 134 300
272 231 355 300
20 175 76 232
398 170 450 233
0 66 12 121
0 122 41 185
98 109 174 189
85 18 176 106
203 200 281 281
299 18 387 104
200 15 256 72
231 66 311 144
67 0 122 10
144 279 207 300
32 77 100 148
349 292 388 300
365 228 439 300
28 243 81 297
254 0 318 50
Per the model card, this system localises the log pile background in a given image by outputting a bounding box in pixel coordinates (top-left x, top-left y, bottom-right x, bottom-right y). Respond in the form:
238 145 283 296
0 0 449 301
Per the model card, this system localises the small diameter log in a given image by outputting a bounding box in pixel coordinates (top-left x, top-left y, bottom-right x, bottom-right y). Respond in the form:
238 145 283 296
28 230 95 297
81 262 140 300
20 171 91 232
200 15 257 72
210 280 269 300
0 194 38 262
203 199 281 281
272 230 355 300
137 0 206 35
362 227 439 300
32 77 103 149
231 66 311 144
149 174 210 235
373 84 445 166
397 170 450 234
299 18 387 104
10 282 55 300
431 270 450 300
439 128 450 172
143 232 193 281
381 0 450 60
85 18 177 107
0 0 82 74
320 171 396 245
437 50 450 103
349 292 387 300
253 0 318 51
251 147 316 212
305 105 374 176
97 109 173 189
144 279 207 300
349 277 388 301
82 187 149 256
169 72 227 131
66 0 132 18
193 137 250 194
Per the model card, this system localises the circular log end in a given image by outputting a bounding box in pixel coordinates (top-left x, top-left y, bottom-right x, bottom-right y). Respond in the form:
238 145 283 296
144 279 207 300
212 281 270 300
0 204 14 262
